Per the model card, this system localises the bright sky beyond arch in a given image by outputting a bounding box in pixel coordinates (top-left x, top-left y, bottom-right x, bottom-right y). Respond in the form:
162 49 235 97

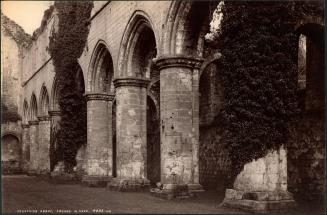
1 1 53 35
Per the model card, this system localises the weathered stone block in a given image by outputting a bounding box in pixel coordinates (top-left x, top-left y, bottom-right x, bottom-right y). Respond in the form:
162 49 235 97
107 177 150 192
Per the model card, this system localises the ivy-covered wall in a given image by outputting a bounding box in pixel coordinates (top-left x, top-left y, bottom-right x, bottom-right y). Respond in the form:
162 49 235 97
48 1 93 172
287 112 325 202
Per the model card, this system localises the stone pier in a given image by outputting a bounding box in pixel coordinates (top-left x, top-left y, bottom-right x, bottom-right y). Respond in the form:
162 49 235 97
222 146 296 213
28 120 39 175
107 77 150 191
82 93 114 187
152 56 204 199
37 116 51 174
21 124 30 172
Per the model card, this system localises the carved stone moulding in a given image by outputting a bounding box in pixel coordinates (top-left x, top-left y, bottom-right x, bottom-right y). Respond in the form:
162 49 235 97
113 77 150 88
84 93 114 102
154 55 204 70
48 110 61 116
37 116 51 121
22 124 30 128
28 120 39 125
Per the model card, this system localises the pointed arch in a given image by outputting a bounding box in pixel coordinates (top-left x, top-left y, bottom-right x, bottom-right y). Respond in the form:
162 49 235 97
39 84 50 116
23 100 29 124
50 76 60 111
162 1 218 56
87 40 114 94
29 93 38 121
117 10 158 77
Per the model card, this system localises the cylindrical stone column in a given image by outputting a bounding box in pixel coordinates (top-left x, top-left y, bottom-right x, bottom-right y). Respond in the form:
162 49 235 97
82 93 113 187
21 124 30 172
107 77 150 191
107 95 115 176
37 116 51 174
49 110 61 172
154 56 204 195
28 120 39 175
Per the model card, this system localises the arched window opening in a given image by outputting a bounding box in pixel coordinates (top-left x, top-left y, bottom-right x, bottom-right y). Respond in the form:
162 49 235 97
1 134 21 173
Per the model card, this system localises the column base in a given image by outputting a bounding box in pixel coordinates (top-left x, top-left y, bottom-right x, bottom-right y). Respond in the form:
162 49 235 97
150 183 204 200
107 178 150 192
221 189 297 213
37 169 50 175
82 175 112 187
27 170 38 176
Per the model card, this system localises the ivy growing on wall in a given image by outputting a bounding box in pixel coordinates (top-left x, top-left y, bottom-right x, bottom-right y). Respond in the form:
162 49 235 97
216 1 323 181
48 1 93 172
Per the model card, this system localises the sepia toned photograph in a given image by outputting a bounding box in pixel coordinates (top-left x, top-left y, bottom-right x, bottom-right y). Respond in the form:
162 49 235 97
1 1 325 214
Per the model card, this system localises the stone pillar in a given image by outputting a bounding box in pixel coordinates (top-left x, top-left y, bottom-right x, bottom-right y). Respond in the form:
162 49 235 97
49 110 61 172
107 95 115 176
37 116 51 174
222 146 296 213
152 56 204 198
21 124 30 172
82 93 113 187
107 77 150 191
28 120 39 175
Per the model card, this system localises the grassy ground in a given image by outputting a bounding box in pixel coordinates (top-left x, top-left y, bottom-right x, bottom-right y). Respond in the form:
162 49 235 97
2 175 325 214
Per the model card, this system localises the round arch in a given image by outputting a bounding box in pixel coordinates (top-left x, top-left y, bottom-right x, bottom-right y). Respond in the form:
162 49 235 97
87 40 114 94
117 10 158 77
1 134 21 160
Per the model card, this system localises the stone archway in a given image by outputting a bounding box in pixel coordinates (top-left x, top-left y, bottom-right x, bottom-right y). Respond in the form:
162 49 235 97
83 41 115 186
38 85 51 173
1 134 21 173
108 12 158 191
287 22 325 202
153 1 219 196
198 59 230 193
28 93 39 174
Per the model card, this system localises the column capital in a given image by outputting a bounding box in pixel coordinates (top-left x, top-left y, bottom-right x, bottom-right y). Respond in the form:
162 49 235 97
28 120 39 125
154 55 204 70
84 93 114 101
113 77 150 88
37 116 51 121
49 110 61 116
22 124 30 128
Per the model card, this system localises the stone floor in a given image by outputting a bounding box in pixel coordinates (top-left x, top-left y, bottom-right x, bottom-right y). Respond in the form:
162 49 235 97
2 175 325 214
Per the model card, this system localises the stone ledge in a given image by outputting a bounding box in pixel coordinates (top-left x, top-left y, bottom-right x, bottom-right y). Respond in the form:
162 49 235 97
27 170 38 176
221 199 297 213
107 178 150 192
225 189 294 201
150 183 204 200
222 189 297 213
81 175 112 187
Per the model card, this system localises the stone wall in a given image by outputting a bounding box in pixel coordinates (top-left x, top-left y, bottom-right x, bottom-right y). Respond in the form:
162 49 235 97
198 59 230 191
1 13 27 125
199 125 231 192
1 122 22 173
